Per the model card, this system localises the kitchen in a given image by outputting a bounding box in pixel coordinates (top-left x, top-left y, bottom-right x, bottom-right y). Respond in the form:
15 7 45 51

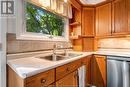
1 0 130 87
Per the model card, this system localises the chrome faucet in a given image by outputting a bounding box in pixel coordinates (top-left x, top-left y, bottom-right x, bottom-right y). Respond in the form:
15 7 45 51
53 44 57 61
52 44 68 61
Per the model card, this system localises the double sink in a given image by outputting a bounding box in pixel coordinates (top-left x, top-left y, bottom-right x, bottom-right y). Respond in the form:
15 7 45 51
36 52 83 61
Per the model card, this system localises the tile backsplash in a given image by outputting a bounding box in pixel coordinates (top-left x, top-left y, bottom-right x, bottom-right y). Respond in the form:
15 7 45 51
7 33 71 54
98 37 130 49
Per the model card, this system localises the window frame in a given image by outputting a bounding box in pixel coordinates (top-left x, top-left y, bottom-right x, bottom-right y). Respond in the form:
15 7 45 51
16 0 69 42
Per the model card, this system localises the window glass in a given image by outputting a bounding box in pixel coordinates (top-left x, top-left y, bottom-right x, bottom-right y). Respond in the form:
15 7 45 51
26 2 66 37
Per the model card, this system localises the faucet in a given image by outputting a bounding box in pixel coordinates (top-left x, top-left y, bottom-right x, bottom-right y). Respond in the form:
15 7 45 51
52 44 68 61
52 44 57 61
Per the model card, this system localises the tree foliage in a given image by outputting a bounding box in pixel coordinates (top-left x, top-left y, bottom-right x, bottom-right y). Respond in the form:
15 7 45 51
26 2 65 36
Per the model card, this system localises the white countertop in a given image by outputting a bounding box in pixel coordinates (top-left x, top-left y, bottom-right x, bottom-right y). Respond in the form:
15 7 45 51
7 50 130 79
95 50 130 57
7 51 93 79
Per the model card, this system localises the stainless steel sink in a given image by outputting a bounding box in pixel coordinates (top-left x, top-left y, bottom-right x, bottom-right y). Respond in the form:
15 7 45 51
36 53 83 61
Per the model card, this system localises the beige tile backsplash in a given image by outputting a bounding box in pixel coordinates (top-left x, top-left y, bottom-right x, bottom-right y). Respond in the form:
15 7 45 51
7 33 71 54
98 37 130 49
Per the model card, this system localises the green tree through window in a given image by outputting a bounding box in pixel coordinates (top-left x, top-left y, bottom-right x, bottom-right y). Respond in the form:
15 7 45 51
26 2 65 36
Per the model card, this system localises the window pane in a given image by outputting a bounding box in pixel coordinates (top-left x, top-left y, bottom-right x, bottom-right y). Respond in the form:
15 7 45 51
26 2 65 37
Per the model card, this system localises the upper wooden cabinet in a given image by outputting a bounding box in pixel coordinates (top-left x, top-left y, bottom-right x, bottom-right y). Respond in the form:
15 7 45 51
96 3 112 36
82 8 95 36
112 0 128 34
126 0 130 32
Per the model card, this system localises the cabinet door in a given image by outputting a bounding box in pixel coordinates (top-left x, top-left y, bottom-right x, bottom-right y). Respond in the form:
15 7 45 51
82 8 95 36
112 0 128 34
126 0 130 32
82 38 94 52
91 55 107 87
96 3 111 36
56 71 78 87
82 56 91 86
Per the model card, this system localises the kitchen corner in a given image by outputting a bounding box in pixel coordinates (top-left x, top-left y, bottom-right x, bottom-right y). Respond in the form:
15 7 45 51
1 0 130 87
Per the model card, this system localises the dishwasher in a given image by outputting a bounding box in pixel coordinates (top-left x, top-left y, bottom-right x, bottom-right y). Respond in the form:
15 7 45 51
107 56 130 87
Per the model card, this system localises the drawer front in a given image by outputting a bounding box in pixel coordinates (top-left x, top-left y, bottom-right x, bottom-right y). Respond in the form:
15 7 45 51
69 59 82 71
56 59 82 80
26 69 55 87
56 64 70 80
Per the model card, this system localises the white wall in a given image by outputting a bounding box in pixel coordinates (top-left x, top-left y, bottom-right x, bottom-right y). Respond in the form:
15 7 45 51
0 17 7 87
0 0 7 87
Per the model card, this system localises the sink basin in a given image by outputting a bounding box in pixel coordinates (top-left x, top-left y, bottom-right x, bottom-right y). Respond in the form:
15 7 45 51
36 53 83 61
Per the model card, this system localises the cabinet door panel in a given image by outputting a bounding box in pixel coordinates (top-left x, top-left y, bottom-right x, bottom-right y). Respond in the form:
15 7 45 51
56 71 78 87
112 0 128 34
96 3 111 36
82 8 95 36
91 55 106 87
127 0 130 32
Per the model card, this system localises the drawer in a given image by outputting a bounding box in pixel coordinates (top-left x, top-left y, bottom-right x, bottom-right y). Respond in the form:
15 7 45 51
56 59 82 81
56 64 71 81
25 69 55 87
69 59 82 71
81 55 92 65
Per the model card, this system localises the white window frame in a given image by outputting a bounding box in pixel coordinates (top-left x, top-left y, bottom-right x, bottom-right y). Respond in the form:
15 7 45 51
16 0 69 42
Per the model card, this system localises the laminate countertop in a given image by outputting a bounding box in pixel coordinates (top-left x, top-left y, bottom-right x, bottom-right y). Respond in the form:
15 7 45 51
7 50 130 79
7 51 93 79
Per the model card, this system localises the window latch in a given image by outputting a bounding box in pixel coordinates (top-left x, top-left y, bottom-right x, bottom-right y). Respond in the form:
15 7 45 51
48 35 53 39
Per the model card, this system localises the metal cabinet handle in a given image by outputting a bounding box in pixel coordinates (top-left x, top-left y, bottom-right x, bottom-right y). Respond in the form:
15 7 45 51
41 79 46 84
66 68 69 71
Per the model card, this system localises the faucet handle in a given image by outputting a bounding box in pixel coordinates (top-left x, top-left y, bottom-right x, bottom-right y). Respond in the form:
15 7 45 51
53 44 57 48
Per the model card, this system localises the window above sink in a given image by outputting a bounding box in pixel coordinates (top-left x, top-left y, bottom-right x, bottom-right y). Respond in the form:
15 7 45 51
15 0 72 41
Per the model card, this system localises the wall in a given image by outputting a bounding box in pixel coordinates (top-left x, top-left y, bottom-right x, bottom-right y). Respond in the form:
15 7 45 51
7 34 70 54
7 0 70 54
98 37 130 50
0 0 7 86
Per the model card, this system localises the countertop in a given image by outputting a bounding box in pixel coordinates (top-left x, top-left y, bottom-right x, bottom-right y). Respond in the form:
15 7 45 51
7 50 130 79
95 50 130 58
7 51 93 79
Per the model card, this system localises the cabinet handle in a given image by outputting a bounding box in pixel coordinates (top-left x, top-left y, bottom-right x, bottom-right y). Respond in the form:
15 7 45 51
41 79 46 84
66 68 69 71
81 61 84 65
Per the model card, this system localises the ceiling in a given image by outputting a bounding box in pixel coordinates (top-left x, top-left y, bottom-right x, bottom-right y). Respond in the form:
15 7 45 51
77 0 111 6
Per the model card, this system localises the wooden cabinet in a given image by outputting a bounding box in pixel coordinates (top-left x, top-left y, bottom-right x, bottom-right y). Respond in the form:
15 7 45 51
82 56 91 86
8 56 92 87
82 8 95 36
91 55 107 87
82 37 95 52
56 71 78 87
96 3 112 36
112 0 128 34
126 0 130 32
56 59 82 81
25 69 55 87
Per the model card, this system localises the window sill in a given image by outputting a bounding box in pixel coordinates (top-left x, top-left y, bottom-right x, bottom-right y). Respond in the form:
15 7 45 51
16 34 69 42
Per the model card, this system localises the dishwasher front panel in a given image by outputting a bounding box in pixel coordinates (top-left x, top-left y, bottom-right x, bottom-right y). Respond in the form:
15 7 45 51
107 59 123 87
107 58 130 87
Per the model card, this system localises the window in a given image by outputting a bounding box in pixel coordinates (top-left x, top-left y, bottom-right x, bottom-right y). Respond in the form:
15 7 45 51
26 2 66 37
16 0 69 41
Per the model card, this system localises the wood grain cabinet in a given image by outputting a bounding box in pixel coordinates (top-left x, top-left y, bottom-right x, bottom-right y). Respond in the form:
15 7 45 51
56 71 78 87
82 8 95 36
91 55 107 87
7 56 92 87
112 0 128 35
126 0 130 32
96 3 112 36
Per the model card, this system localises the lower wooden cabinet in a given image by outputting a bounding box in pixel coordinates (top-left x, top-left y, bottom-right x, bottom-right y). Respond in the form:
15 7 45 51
56 71 78 87
25 69 55 87
91 55 107 87
8 55 103 87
